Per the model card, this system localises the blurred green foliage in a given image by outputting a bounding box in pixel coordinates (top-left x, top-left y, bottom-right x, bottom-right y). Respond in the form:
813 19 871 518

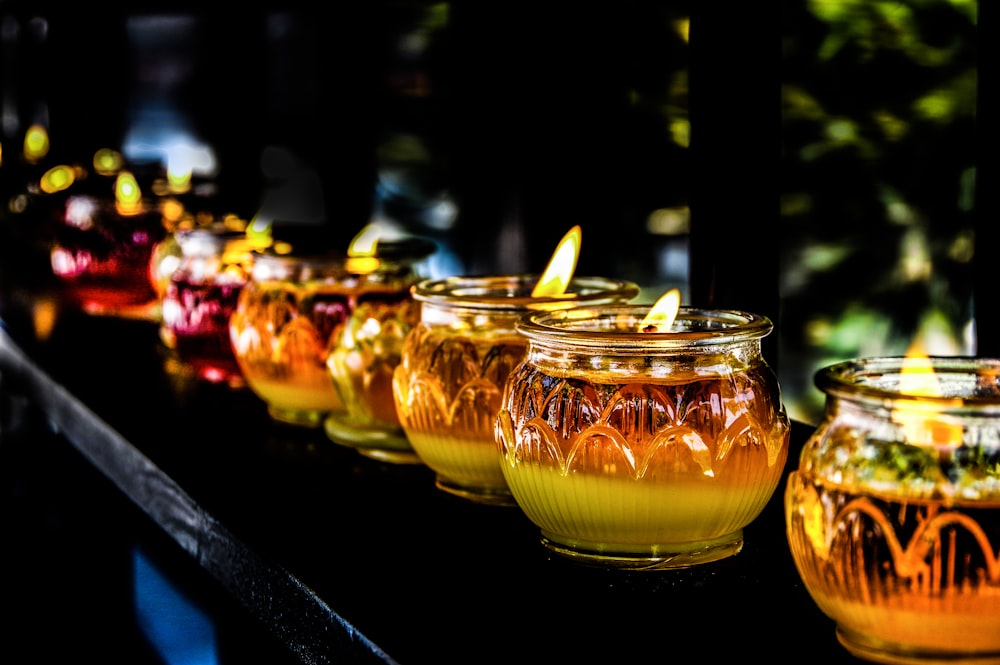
779 0 978 424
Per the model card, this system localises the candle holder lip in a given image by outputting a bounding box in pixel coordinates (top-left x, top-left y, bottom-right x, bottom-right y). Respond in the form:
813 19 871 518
260 233 435 269
815 355 1000 407
515 305 773 349
410 274 641 310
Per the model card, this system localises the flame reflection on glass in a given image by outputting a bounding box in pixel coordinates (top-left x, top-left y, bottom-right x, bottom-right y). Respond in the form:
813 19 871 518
893 341 964 447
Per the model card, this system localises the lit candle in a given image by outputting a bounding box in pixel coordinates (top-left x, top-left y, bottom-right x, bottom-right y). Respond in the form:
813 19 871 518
393 226 640 504
323 226 436 463
160 224 257 388
49 169 168 318
495 300 789 567
785 355 1000 662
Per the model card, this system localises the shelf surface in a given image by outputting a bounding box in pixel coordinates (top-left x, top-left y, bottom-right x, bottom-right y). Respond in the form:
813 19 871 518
0 272 867 664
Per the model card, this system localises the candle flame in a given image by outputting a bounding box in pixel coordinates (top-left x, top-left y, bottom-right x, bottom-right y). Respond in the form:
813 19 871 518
347 223 382 273
23 124 49 164
93 148 123 176
531 225 582 298
115 171 143 216
40 164 77 194
639 288 681 332
893 340 963 447
898 341 940 396
246 218 274 251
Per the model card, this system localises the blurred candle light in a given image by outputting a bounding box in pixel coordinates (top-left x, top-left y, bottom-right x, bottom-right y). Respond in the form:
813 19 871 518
23 124 49 164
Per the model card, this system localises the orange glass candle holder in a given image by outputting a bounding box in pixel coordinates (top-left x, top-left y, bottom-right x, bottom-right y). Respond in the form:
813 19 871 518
392 275 640 504
785 357 1000 665
495 305 789 568
229 249 353 427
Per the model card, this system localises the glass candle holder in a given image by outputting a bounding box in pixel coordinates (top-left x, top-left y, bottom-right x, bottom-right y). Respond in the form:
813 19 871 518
160 226 255 388
322 237 436 463
392 275 640 505
229 249 353 427
49 193 167 318
785 357 1000 665
495 305 789 568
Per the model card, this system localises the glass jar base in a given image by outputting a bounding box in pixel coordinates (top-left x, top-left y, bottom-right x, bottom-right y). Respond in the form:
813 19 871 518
539 531 744 570
324 415 420 465
267 406 328 428
355 447 424 465
435 475 517 507
837 628 1000 665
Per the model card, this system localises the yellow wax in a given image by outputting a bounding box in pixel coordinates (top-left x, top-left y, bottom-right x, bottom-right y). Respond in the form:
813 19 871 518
407 430 506 488
502 463 777 550
811 589 1000 654
243 374 343 413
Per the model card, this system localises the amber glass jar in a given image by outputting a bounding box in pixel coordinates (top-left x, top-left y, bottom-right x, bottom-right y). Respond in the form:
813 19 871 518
496 305 789 568
230 249 352 427
322 237 435 463
785 357 1000 665
393 275 640 504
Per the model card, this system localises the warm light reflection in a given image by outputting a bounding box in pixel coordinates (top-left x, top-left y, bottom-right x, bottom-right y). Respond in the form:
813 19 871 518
115 171 143 216
32 297 58 341
531 225 581 298
23 124 49 163
893 341 963 446
159 198 185 227
639 288 681 332
93 148 124 176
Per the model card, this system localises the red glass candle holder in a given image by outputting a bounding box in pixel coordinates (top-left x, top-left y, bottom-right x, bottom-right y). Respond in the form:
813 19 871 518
161 226 254 388
49 193 166 318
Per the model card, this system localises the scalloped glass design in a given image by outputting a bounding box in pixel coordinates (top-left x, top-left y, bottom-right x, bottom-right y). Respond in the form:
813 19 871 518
785 358 1000 664
786 471 1000 664
230 280 350 427
325 291 422 463
393 327 527 503
496 367 789 568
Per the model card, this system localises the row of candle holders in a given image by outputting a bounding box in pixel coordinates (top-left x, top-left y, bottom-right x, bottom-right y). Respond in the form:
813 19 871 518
44 190 1000 665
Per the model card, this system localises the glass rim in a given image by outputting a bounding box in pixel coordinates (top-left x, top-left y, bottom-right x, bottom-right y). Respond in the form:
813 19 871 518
411 274 641 311
515 305 773 349
815 356 1000 406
